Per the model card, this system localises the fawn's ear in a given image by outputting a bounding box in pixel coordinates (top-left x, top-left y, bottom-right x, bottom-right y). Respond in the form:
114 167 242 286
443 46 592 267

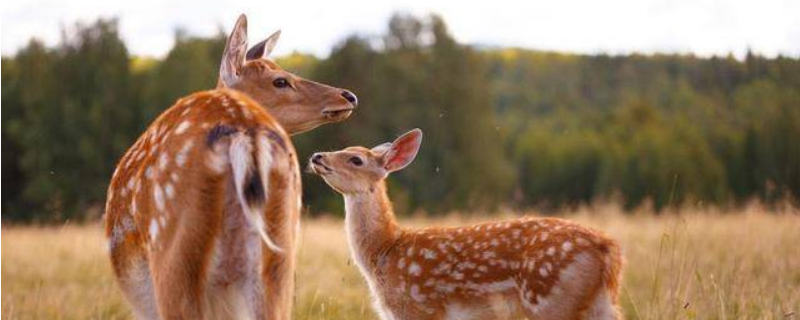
246 30 281 60
219 14 248 87
382 129 423 173
371 142 393 156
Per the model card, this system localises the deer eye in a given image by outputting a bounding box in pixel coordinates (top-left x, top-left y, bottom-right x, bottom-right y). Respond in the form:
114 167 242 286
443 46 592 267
273 78 290 88
348 157 364 166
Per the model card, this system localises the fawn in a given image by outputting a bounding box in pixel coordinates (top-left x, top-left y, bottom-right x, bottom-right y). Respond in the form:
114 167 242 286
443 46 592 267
104 14 356 319
309 129 623 320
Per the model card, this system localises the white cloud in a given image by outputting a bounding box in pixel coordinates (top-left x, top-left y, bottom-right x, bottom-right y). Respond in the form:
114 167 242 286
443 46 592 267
2 0 798 58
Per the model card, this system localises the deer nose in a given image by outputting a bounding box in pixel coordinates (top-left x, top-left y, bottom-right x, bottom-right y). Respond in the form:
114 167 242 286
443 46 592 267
311 153 324 165
341 90 358 106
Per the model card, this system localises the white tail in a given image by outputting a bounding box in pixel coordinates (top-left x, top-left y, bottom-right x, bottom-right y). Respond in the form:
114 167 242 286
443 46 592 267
310 129 624 320
229 132 282 253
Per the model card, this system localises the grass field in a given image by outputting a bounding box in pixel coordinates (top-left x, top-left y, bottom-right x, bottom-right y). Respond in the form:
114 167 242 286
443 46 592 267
2 205 799 320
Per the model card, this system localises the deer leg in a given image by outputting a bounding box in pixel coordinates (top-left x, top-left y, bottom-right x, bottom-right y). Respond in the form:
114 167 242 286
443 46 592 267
519 252 604 320
116 256 160 320
259 249 292 320
152 222 219 320
257 146 299 320
259 201 296 319
583 289 622 320
153 179 224 320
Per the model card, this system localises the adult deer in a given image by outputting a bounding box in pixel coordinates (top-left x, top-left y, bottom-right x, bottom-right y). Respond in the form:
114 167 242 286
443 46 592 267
104 14 357 319
309 129 623 320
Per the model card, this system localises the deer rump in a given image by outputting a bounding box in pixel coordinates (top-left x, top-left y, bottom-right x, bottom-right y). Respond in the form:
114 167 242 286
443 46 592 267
199 125 297 319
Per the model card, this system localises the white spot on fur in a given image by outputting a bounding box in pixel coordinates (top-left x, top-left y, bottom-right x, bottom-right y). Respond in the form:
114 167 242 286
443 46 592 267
158 153 169 171
562 241 573 252
175 120 191 134
421 248 437 260
153 184 165 211
176 140 194 167
539 266 549 277
409 262 422 276
165 183 175 199
149 219 159 242
126 176 136 191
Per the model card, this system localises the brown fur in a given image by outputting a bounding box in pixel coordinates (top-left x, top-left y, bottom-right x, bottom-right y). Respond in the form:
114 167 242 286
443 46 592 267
105 89 301 319
105 14 355 319
311 138 624 320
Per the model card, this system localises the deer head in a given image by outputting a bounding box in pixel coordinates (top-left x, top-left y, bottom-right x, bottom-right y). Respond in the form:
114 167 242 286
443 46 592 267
309 129 422 194
218 14 358 135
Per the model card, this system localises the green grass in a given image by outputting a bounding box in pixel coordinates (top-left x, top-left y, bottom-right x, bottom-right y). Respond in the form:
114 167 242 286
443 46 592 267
3 205 799 319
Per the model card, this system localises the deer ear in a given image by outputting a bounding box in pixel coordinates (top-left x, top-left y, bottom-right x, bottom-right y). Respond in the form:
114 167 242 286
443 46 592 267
371 142 393 156
382 129 423 173
219 14 248 87
246 30 281 60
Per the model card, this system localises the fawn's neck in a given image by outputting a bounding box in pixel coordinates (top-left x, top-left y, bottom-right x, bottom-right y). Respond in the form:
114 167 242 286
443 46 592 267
343 181 399 272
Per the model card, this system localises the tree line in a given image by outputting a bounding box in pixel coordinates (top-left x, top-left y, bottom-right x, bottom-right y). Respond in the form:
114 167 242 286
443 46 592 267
2 14 799 222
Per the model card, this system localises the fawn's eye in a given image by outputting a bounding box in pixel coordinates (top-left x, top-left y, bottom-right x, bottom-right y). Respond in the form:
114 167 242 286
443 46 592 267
348 157 364 166
273 78 290 88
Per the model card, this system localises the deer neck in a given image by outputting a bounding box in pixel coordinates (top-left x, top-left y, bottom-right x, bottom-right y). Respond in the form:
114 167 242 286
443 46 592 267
343 181 399 272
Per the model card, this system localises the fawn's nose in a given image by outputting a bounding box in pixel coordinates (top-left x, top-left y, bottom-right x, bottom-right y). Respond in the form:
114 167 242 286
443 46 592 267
341 90 358 106
311 153 324 165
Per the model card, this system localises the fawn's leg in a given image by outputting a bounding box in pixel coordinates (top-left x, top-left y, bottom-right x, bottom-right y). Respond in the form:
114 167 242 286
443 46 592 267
583 289 622 320
519 252 604 320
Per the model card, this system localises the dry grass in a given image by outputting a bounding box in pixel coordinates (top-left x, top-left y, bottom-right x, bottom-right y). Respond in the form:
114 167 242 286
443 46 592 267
3 205 799 319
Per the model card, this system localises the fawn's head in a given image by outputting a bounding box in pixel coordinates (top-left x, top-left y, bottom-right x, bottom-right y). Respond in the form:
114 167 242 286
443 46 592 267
310 129 422 194
217 14 358 135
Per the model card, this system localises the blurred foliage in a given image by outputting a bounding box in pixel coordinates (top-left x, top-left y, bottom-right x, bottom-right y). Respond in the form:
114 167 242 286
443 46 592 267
2 15 799 221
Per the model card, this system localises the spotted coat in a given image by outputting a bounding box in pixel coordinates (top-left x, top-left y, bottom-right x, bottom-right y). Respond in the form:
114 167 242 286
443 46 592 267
342 182 623 320
104 89 301 320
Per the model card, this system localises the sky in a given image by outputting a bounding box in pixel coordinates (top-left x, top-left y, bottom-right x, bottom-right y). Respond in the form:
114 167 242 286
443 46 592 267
2 0 799 58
